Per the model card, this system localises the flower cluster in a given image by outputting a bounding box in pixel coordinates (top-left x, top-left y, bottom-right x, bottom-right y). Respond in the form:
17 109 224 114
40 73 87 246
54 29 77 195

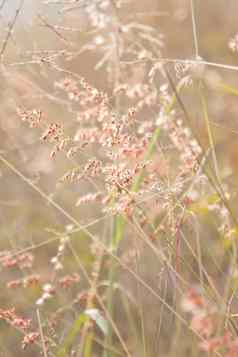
7 274 40 289
58 273 80 289
22 332 40 350
51 236 69 271
1 252 34 269
0 308 31 331
182 288 238 356
167 118 202 175
0 308 41 350
17 108 43 127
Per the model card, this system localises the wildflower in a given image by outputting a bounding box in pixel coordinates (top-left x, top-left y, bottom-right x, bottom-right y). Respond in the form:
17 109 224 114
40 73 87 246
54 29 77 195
22 332 40 350
58 273 80 289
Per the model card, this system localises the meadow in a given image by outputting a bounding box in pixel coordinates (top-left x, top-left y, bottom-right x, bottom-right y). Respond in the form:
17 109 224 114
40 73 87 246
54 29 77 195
1 1 238 356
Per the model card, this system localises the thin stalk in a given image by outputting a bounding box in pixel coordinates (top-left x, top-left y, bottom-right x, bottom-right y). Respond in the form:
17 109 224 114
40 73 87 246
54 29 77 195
113 91 179 248
119 290 141 349
104 87 179 357
0 153 226 354
134 236 147 357
190 0 199 58
165 66 238 338
37 309 48 357
199 84 222 187
153 268 168 355
77 222 106 357
217 81 238 97
164 67 238 227
169 318 182 357
103 0 122 354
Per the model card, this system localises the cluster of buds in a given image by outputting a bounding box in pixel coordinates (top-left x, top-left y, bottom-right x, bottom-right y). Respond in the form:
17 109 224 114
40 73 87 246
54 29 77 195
55 77 81 102
22 332 40 350
104 162 146 191
0 308 31 331
100 115 124 147
41 123 63 142
17 107 74 159
1 252 34 269
55 76 108 107
181 287 238 356
110 193 136 217
7 274 40 289
58 273 80 289
115 83 158 114
76 192 102 206
17 108 43 127
167 118 202 175
51 236 69 271
61 159 103 183
40 123 72 158
119 137 148 159
74 127 100 145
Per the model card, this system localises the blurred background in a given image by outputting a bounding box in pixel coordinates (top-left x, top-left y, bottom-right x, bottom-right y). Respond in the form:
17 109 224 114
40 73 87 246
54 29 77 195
1 0 238 356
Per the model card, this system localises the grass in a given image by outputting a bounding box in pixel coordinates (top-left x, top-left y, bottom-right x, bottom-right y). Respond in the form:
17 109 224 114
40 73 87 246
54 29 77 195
2 1 238 357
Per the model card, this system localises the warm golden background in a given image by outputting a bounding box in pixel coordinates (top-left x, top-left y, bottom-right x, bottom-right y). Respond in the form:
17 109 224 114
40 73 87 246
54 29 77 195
1 1 238 356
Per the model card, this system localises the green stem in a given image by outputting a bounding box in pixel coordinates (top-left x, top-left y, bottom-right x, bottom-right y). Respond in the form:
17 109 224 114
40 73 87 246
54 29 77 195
103 85 180 356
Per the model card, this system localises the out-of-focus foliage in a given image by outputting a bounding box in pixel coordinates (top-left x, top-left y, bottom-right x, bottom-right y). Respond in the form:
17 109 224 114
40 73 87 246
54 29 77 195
1 1 238 357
